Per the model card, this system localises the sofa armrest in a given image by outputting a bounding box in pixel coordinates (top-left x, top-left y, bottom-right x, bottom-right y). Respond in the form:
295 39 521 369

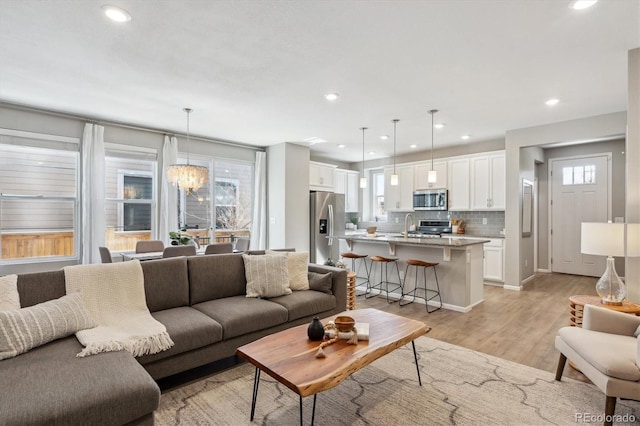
582 304 640 336
308 264 347 311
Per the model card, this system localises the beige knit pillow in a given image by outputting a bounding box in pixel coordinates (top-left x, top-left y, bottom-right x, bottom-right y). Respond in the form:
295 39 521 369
0 293 97 360
0 274 20 311
267 250 310 291
243 253 291 298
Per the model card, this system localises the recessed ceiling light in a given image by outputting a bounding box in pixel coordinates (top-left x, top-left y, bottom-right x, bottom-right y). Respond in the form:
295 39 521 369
570 0 598 10
102 5 132 22
324 93 339 101
337 144 345 148
410 144 417 149
303 137 327 145
461 135 471 140
368 151 376 155
434 123 445 129
380 135 389 140
545 98 560 106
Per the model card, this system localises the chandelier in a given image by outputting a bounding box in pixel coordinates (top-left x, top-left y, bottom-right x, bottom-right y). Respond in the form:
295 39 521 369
167 108 209 194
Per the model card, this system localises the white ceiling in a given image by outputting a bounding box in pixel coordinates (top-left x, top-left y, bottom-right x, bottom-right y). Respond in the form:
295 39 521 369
1 0 638 162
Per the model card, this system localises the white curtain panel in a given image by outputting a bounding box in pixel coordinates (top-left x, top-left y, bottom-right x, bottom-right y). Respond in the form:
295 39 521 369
81 123 105 264
250 151 267 249
159 136 178 246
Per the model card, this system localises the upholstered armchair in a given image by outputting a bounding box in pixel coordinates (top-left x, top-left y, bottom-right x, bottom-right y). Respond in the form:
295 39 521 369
555 304 640 425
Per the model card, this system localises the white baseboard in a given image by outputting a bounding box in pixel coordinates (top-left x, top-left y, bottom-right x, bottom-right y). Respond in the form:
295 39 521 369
521 274 536 286
503 284 523 291
536 268 551 273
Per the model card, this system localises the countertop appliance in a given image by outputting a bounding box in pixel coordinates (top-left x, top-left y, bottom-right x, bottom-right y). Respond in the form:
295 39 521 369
310 191 345 265
413 189 448 211
406 220 452 238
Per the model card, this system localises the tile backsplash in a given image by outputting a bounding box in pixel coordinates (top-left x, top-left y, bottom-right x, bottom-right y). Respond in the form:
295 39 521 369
354 210 505 236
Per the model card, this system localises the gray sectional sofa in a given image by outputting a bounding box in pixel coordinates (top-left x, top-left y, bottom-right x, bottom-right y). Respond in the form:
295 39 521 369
0 252 347 425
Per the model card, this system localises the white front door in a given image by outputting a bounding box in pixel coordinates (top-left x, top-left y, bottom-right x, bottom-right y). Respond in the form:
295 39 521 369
550 154 610 276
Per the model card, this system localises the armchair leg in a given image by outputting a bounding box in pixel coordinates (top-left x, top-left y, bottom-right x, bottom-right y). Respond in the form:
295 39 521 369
555 353 567 381
604 396 616 426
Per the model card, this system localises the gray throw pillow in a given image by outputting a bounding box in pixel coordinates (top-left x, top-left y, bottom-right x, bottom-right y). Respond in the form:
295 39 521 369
243 253 292 298
308 272 333 295
0 292 96 360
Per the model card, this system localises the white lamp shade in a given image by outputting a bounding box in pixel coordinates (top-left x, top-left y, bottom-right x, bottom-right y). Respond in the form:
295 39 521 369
427 170 437 183
390 173 398 186
359 177 367 188
581 222 625 257
627 223 640 257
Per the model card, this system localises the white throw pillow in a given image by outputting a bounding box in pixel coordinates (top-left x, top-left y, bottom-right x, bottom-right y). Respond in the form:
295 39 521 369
267 250 310 291
0 274 20 311
0 293 97 360
243 253 292 298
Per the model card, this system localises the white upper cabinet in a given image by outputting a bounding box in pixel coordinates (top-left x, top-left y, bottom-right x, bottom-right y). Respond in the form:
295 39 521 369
345 171 359 213
333 169 346 194
470 152 505 210
414 162 447 190
384 165 414 211
447 158 471 210
309 161 335 191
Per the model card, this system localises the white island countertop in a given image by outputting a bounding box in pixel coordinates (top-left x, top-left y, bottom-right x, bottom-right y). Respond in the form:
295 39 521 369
333 233 489 249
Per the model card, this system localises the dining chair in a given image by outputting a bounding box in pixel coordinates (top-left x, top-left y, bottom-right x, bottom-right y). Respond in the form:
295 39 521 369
162 245 196 258
135 240 164 253
234 237 250 253
98 246 113 263
204 243 233 255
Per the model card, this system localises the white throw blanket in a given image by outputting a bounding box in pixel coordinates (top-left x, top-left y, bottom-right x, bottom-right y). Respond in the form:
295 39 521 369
64 260 174 357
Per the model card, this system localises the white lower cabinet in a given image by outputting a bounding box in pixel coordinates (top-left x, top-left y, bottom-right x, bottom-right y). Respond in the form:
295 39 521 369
483 239 504 282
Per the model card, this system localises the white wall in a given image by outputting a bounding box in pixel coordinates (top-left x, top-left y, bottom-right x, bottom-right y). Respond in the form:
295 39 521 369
626 48 640 302
267 143 310 251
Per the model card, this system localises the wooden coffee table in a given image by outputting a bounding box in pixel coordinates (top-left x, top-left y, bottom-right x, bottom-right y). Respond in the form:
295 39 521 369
236 308 430 425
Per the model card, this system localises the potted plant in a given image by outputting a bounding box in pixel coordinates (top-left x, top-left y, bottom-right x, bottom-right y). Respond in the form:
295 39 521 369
349 217 358 230
169 229 198 247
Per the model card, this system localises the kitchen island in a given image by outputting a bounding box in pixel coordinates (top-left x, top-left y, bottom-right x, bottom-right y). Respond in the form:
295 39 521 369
333 233 488 312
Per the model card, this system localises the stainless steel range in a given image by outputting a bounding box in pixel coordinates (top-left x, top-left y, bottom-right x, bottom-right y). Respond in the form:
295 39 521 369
407 220 452 238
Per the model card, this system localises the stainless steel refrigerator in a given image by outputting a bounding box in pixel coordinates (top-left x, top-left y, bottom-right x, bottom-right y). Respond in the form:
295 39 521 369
310 191 345 265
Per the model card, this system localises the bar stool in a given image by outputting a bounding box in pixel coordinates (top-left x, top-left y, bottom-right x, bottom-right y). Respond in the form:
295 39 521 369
366 255 403 303
400 259 442 313
340 252 370 293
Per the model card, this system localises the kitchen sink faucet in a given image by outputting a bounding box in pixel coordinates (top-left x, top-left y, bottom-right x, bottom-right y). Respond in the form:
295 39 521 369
404 213 414 237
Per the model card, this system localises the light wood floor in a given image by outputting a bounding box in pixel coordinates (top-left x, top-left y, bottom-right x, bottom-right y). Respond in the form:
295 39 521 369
357 272 599 383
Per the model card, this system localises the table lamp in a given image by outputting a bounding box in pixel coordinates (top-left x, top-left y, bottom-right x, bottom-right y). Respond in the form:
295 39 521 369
581 222 626 305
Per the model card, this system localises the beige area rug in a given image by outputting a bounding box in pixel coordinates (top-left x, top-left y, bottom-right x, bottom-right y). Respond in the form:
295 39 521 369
155 337 639 425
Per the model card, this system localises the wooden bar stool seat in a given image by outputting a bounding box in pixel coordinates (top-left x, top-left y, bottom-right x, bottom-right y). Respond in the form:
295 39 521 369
400 258 442 313
367 255 402 303
340 252 370 293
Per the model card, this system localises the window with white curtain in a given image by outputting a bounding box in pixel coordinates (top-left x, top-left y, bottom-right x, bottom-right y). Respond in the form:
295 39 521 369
0 129 80 263
104 144 157 252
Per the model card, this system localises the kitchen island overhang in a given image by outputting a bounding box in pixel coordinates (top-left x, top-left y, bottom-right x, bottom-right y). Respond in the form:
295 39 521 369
333 234 489 313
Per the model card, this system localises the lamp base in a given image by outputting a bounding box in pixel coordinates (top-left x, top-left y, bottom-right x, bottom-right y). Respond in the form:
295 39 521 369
594 256 627 306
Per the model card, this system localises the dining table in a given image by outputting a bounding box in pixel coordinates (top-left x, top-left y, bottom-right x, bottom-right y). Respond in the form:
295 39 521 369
121 247 207 261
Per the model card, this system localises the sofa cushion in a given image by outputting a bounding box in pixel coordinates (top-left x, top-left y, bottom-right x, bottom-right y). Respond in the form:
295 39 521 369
270 290 337 321
267 250 310 290
141 257 190 312
16 270 66 307
559 326 640 381
0 337 159 426
0 293 96 360
193 296 288 339
137 306 224 365
188 253 247 304
309 271 333 294
243 252 292 298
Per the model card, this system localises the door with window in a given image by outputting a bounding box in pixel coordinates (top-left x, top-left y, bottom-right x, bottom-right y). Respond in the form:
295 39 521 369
550 155 610 276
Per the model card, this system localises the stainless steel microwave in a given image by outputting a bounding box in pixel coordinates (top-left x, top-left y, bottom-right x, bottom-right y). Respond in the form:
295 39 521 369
413 189 448 211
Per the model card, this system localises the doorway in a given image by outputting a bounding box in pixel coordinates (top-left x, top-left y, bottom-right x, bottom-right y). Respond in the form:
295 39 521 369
549 154 611 276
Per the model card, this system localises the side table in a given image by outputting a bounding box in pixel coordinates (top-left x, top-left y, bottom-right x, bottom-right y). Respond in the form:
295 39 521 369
347 271 356 310
569 295 640 327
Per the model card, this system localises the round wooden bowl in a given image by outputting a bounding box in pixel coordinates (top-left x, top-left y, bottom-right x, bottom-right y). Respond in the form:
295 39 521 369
334 316 355 332
367 226 377 235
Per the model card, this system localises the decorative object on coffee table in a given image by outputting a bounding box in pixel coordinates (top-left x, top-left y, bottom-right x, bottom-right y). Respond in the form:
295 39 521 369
307 317 325 341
